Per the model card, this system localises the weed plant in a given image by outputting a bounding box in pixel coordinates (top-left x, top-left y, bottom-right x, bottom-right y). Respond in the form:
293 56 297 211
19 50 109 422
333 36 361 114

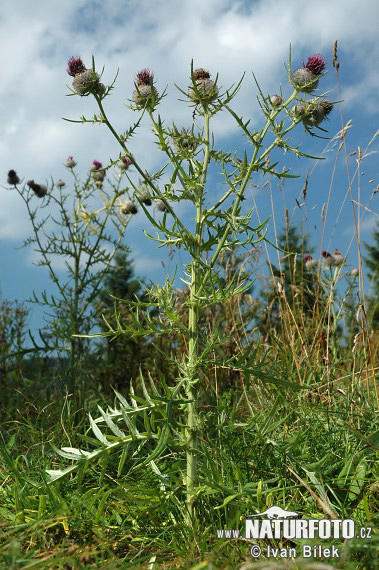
0 44 378 568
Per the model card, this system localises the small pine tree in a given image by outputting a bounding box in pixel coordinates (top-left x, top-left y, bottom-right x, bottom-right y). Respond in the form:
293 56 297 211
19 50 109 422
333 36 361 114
95 252 150 391
256 223 318 339
98 251 144 307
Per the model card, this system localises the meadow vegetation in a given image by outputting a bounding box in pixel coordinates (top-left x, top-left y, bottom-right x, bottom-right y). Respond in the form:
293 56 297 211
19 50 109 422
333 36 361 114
0 45 378 569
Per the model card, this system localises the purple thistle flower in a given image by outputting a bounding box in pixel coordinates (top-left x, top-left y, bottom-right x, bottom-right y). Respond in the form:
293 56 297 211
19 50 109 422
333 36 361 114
136 68 153 86
118 157 132 171
92 160 103 170
305 54 326 76
65 156 77 167
67 56 86 77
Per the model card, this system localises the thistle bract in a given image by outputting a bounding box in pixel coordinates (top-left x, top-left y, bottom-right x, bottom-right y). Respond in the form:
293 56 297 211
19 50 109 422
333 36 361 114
290 67 318 93
72 69 101 96
188 68 219 103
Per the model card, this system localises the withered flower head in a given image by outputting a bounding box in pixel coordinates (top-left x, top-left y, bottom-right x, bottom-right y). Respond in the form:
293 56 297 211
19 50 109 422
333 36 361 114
193 68 211 80
27 180 47 198
7 169 20 185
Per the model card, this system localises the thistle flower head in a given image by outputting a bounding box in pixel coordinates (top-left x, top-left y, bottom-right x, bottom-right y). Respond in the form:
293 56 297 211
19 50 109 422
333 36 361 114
91 160 103 170
305 54 326 76
7 169 20 185
56 178 65 187
193 68 211 80
322 250 335 266
65 156 77 168
72 69 101 95
320 99 334 117
118 157 132 170
304 254 318 269
93 169 106 181
67 56 86 77
332 248 344 266
133 84 158 107
27 180 47 198
188 67 219 103
136 68 153 86
290 67 319 93
351 267 359 277
270 94 283 107
172 128 199 156
139 193 152 206
156 200 169 212
302 101 325 126
121 199 138 215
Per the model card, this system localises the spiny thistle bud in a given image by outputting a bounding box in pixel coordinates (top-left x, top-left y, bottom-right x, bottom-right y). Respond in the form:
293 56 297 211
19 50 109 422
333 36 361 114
302 101 325 126
290 67 319 93
304 254 318 269
322 250 335 266
270 94 283 107
67 56 86 77
188 68 219 103
7 169 20 185
93 169 106 182
351 267 359 277
72 69 101 95
332 248 344 266
295 99 334 127
90 160 103 171
56 178 65 187
156 200 169 212
133 68 158 108
121 199 138 215
319 99 334 117
117 157 132 170
292 103 306 117
136 188 152 206
65 156 77 168
172 128 199 156
27 180 47 198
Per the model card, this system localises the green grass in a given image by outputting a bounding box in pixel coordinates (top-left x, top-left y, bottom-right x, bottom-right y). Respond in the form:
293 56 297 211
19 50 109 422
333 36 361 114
1 358 378 569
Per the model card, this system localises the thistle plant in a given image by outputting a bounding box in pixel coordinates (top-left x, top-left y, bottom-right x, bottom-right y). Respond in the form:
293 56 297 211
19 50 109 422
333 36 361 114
49 51 334 520
7 161 135 372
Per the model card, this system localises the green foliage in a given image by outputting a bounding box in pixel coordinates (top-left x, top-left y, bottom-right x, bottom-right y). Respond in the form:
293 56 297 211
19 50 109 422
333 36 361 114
0 296 28 383
13 166 132 370
1 47 377 568
54 50 339 520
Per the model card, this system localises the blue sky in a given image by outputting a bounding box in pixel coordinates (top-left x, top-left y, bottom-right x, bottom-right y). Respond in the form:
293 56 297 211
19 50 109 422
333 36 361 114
1 0 378 340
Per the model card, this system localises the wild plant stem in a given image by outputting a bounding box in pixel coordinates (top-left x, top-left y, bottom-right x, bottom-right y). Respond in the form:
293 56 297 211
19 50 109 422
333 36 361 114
186 110 210 518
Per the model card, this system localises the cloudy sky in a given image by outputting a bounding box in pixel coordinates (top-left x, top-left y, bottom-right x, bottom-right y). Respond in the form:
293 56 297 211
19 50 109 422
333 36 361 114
1 0 378 339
